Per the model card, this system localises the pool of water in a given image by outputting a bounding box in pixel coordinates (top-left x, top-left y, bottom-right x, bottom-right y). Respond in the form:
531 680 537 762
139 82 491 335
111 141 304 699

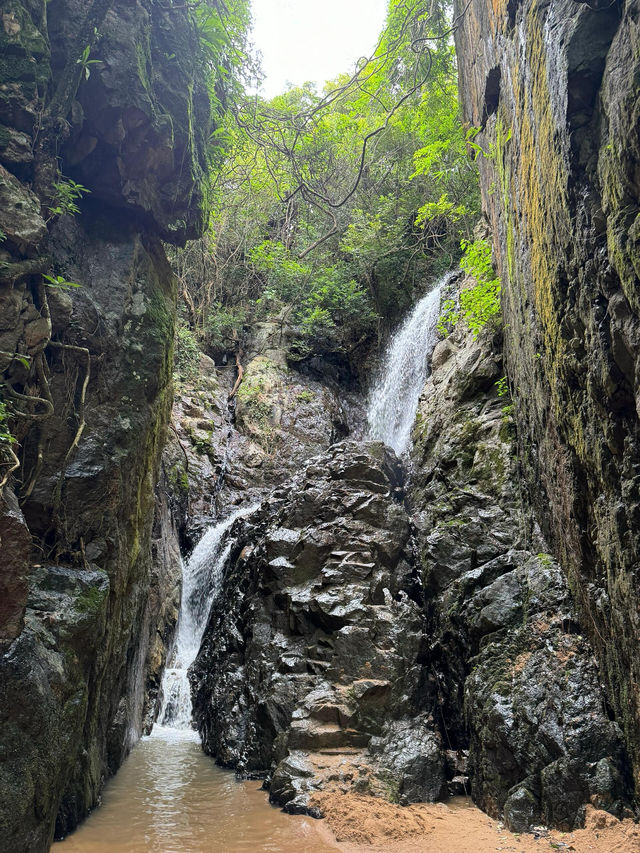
55 727 336 853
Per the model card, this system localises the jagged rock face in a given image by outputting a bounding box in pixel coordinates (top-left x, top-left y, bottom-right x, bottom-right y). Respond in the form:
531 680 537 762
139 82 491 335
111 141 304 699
409 310 631 831
48 0 210 242
0 488 30 642
0 222 178 851
144 460 182 732
190 442 439 810
0 0 209 849
454 0 640 787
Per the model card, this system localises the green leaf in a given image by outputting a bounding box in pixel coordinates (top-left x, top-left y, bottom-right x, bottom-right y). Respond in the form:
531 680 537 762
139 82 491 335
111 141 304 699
43 273 81 289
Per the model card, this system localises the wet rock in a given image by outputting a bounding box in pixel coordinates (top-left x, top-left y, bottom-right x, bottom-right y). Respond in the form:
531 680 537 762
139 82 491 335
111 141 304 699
0 564 110 851
0 123 32 168
270 752 323 815
144 462 183 731
51 0 210 242
0 287 22 330
504 786 539 834
0 487 31 643
191 441 428 810
0 0 211 848
0 162 46 255
23 315 51 352
369 717 446 803
409 286 631 830
188 281 631 830
165 348 364 546
454 0 640 788
47 288 73 334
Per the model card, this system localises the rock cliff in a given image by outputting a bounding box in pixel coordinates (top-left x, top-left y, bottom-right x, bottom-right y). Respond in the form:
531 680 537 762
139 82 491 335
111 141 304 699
454 0 640 790
0 1 209 849
410 299 630 830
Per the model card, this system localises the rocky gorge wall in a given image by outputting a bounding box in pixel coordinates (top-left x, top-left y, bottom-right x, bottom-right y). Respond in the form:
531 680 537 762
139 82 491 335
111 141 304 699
0 1 209 850
454 0 640 788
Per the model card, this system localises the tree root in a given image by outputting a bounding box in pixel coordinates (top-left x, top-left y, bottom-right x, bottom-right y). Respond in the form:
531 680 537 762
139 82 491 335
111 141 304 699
48 341 91 512
3 384 54 420
0 350 30 371
20 353 55 501
0 445 20 493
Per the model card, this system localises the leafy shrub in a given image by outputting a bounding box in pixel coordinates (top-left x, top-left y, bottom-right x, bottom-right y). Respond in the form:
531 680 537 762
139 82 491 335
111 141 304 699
43 273 81 289
47 178 90 219
206 303 246 352
437 238 501 337
174 321 201 385
250 240 375 352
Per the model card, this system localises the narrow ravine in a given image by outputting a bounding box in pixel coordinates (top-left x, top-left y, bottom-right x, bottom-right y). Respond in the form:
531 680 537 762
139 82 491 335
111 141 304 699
4 0 640 847
56 504 335 853
53 282 446 852
50 272 638 853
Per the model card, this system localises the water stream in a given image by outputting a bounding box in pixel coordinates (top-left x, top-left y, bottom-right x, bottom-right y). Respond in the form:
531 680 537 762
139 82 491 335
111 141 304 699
366 276 445 454
157 503 258 729
56 504 335 853
56 728 334 853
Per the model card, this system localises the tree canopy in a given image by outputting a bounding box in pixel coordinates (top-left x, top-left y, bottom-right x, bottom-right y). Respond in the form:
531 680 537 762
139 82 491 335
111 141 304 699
175 0 481 372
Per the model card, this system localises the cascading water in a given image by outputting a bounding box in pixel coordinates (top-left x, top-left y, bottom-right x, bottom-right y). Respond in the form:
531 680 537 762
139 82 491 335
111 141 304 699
155 503 259 731
57 501 335 853
366 275 448 455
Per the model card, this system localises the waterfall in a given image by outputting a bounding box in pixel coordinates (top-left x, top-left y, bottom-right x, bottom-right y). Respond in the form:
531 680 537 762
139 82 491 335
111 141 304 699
366 276 446 455
155 503 259 731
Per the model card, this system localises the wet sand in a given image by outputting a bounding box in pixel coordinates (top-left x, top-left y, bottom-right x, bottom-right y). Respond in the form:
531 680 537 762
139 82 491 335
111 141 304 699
312 791 640 853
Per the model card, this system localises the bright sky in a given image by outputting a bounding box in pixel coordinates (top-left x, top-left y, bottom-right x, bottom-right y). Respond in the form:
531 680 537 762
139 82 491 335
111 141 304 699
250 0 389 98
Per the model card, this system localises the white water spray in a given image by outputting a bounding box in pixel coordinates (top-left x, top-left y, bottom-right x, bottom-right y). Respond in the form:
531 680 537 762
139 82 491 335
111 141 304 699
366 276 446 455
155 503 259 731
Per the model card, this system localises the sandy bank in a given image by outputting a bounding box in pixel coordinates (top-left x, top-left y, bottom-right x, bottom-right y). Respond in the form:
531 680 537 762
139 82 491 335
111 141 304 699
311 793 640 852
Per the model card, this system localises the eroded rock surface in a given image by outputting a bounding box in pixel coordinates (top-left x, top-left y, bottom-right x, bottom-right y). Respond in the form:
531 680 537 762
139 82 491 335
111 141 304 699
191 441 434 811
454 0 640 788
410 313 630 830
163 349 363 548
0 1 210 849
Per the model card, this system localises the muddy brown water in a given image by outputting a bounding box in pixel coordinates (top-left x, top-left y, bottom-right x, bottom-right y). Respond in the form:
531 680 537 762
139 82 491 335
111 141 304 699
55 727 336 853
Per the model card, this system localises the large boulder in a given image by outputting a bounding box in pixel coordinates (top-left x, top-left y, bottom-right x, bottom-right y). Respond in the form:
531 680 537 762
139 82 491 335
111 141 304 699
190 441 434 812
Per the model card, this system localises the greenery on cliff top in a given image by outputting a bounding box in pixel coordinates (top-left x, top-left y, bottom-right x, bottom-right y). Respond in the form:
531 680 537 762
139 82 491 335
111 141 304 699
176 0 481 370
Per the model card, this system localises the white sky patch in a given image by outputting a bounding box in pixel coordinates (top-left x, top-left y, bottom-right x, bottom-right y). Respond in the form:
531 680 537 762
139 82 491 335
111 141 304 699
250 0 389 98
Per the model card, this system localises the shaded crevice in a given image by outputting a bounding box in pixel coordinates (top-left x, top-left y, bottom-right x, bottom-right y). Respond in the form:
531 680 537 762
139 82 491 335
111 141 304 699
566 3 622 152
506 0 519 30
481 66 501 127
